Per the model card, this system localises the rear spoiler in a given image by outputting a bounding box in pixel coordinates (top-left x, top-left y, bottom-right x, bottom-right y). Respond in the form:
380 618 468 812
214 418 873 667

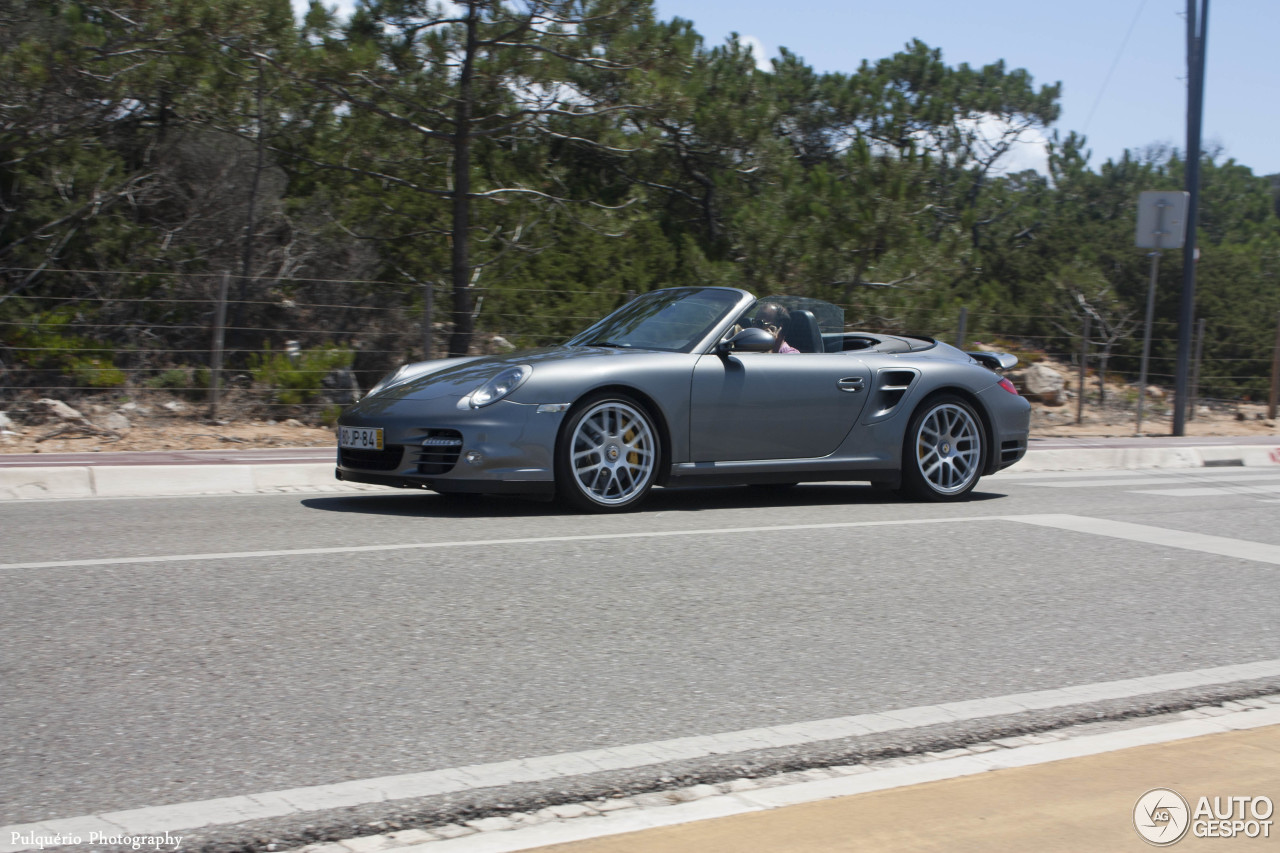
967 351 1018 372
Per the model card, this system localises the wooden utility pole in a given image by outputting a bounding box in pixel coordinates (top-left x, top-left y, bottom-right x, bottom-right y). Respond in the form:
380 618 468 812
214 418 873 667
1174 0 1210 435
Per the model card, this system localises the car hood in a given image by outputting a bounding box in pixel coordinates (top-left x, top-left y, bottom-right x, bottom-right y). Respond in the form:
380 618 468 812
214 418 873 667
364 345 656 402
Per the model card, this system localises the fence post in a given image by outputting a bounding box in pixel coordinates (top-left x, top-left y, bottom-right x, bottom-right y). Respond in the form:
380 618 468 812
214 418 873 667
1077 314 1090 425
1189 317 1205 421
209 271 229 420
423 282 435 360
1269 311 1279 421
955 305 967 349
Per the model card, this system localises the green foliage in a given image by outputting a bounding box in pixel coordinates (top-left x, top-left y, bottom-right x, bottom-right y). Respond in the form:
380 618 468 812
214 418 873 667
5 307 127 388
249 345 354 405
71 357 127 389
144 367 213 400
147 369 191 391
320 404 344 426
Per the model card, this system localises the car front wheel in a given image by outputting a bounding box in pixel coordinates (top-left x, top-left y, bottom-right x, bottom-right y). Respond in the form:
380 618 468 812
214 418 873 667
900 395 985 501
556 393 661 512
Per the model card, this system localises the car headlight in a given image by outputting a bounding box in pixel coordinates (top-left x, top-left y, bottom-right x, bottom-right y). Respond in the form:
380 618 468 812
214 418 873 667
468 365 531 408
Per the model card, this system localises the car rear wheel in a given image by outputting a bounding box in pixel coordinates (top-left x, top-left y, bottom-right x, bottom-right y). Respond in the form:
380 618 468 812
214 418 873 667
556 393 660 512
900 395 985 501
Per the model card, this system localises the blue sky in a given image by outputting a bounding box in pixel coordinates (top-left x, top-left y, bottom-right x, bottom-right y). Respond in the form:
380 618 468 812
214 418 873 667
653 0 1278 176
293 0 1279 176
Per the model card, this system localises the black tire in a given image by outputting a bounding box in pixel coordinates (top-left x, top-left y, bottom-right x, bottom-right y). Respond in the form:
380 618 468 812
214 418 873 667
555 392 661 512
899 394 986 501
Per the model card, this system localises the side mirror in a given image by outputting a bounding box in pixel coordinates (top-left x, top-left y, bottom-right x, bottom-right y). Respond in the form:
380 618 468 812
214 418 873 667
719 326 777 354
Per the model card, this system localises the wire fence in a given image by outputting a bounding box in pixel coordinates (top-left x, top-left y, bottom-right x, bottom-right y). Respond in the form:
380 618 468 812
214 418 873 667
2 271 1277 427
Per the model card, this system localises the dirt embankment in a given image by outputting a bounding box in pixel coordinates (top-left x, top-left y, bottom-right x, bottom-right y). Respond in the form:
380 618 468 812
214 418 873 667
0 398 337 453
1 362 1276 455
1005 354 1278 439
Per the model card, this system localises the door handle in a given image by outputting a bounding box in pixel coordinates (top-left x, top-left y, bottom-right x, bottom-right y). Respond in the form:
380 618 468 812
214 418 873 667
837 377 865 392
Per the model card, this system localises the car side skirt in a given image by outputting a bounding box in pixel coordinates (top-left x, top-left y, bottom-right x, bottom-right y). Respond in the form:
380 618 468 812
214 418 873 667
667 461 900 489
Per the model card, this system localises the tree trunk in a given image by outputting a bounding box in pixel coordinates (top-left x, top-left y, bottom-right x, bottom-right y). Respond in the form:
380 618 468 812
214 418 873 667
232 60 266 348
447 2 478 357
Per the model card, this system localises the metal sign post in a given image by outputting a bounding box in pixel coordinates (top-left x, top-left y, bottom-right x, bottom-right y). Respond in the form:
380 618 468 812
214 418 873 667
1133 191 1189 434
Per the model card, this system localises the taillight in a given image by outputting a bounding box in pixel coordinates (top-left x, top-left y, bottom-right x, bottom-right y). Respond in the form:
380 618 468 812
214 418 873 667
998 377 1019 395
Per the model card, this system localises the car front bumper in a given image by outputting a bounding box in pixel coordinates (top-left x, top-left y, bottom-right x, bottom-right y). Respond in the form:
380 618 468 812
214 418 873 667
335 395 564 496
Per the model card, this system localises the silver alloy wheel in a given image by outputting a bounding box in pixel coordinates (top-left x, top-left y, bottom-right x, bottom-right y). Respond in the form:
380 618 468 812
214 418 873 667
913 402 981 495
568 399 657 507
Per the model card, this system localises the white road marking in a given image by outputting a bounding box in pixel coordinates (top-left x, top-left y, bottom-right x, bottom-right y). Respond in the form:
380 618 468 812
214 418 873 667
1128 484 1280 497
3 660 1278 849
1024 473 1280 489
0 516 998 571
992 467 1278 483
1010 514 1280 565
7 511 1280 572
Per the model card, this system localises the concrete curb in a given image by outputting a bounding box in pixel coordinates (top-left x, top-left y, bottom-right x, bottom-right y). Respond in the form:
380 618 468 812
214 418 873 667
0 444 1277 501
0 462 348 501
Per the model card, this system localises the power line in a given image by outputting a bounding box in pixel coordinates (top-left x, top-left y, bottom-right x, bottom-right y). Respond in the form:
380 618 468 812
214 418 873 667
1082 0 1152 136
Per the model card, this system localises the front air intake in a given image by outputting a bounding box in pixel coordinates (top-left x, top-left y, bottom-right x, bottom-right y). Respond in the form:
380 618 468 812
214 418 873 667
417 429 464 475
340 446 405 471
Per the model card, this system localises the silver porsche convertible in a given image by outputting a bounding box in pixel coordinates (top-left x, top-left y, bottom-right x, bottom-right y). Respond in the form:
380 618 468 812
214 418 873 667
336 287 1029 511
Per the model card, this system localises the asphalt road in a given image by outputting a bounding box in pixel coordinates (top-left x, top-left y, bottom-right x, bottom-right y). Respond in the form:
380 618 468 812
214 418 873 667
3 467 1280 836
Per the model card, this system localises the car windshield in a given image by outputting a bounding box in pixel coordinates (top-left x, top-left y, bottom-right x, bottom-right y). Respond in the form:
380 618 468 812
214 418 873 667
752 295 845 334
565 288 743 353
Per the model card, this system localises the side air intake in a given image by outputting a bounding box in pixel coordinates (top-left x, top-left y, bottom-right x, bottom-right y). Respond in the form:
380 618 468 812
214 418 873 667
866 369 919 421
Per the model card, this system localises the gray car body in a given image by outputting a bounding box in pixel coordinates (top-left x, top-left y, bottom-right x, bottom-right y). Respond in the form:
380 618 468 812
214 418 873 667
335 287 1030 496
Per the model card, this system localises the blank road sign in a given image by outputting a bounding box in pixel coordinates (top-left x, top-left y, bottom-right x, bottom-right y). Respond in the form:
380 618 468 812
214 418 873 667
1135 190 1189 249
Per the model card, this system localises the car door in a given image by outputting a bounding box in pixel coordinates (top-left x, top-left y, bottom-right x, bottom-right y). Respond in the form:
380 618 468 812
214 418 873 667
689 351 872 462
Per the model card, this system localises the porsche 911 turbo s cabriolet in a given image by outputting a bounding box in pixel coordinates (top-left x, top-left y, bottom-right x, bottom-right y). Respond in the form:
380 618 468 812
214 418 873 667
336 287 1029 511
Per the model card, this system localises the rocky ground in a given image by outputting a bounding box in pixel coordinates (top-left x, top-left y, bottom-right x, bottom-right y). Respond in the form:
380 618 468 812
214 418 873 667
0 396 337 453
1029 399 1277 439
1008 355 1278 439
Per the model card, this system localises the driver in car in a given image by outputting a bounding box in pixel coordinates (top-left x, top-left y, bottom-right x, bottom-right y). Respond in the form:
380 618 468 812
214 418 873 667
754 302 800 353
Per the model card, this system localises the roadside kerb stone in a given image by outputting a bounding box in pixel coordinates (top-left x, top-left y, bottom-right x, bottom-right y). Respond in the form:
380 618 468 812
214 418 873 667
251 463 340 491
1013 446 1203 472
91 464 256 497
0 466 93 500
273 696 1280 853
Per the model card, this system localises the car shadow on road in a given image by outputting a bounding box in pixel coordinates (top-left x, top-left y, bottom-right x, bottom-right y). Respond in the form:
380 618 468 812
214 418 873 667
301 485 1009 518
